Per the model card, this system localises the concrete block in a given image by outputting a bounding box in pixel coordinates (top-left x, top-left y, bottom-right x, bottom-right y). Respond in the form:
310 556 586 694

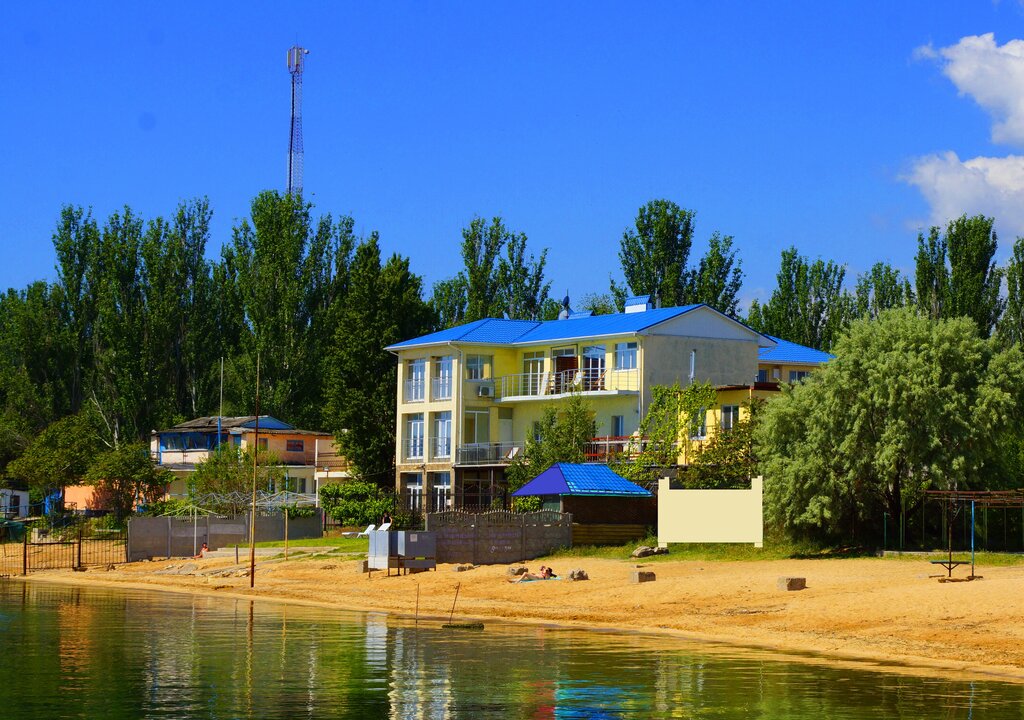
777 576 806 591
631 571 656 584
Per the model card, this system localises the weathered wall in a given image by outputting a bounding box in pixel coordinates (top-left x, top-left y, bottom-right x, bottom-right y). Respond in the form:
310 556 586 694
128 513 321 561
656 475 763 547
425 510 571 564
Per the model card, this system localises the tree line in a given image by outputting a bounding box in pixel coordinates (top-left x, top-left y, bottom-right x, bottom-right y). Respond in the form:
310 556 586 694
4 190 1024 511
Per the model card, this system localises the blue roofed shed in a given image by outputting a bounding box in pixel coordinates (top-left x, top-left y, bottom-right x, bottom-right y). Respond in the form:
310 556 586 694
513 463 656 540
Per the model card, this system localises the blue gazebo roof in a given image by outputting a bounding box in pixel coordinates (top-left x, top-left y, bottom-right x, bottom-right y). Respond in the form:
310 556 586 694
511 463 652 497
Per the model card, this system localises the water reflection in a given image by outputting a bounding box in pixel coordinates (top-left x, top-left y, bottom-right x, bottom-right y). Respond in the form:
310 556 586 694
0 581 1021 719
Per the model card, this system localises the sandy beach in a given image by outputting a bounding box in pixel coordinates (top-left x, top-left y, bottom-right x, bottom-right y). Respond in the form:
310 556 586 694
20 552 1024 682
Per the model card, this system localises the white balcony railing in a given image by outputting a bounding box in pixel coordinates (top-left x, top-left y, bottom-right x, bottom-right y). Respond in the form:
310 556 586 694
432 436 452 459
404 379 425 402
497 368 638 399
431 377 453 400
455 442 523 465
404 439 424 460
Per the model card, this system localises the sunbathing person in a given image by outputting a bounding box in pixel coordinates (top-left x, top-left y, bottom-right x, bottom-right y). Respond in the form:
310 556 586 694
509 565 555 583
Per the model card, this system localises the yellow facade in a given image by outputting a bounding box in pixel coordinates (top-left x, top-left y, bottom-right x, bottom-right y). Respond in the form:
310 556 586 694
390 305 771 510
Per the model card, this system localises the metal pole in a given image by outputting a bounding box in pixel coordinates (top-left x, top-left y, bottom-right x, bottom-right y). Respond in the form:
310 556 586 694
77 525 82 569
284 508 289 560
883 512 887 552
22 530 27 576
249 353 261 589
971 500 975 577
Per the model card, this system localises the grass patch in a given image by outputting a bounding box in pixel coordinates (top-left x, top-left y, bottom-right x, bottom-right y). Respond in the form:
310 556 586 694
254 536 367 551
545 535 827 563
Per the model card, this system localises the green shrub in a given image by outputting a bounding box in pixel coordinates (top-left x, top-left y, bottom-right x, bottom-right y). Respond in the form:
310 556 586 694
319 481 392 527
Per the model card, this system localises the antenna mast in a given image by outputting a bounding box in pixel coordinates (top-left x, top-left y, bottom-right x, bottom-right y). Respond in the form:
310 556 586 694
286 45 310 196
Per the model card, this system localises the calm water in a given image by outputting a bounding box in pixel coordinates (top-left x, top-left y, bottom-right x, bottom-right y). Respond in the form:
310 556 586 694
0 581 1021 719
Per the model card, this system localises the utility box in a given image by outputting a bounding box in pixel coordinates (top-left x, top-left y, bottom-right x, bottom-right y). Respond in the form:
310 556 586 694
395 531 436 559
367 530 437 575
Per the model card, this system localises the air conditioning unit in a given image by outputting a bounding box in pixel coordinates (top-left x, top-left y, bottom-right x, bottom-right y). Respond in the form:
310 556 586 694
477 385 494 398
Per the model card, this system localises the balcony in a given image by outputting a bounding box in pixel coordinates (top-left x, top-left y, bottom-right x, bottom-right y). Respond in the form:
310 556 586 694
431 436 452 460
404 379 426 403
496 368 639 402
403 439 425 461
455 442 524 465
431 377 453 401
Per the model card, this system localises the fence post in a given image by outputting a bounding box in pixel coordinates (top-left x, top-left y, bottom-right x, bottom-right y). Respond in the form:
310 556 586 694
22 531 27 576
76 525 82 569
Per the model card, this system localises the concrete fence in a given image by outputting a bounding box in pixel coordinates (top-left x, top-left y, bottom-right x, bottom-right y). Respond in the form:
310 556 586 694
656 475 764 547
127 513 321 561
425 510 572 565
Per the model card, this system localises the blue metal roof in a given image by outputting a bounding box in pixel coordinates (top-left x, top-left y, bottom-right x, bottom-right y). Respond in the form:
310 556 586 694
387 305 705 350
512 462 652 497
758 336 834 365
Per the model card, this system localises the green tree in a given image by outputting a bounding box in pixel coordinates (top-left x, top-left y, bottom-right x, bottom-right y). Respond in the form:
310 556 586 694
85 442 170 519
429 276 468 329
685 233 744 316
998 236 1024 346
222 191 352 428
615 382 718 488
495 231 550 320
612 199 695 308
854 262 914 320
755 309 1024 540
506 393 597 510
190 445 285 514
914 214 1004 336
685 398 763 489
7 411 103 499
746 246 853 351
577 293 617 316
325 235 433 483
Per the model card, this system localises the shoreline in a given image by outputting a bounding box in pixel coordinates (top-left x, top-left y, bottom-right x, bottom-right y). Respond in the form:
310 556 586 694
13 555 1024 684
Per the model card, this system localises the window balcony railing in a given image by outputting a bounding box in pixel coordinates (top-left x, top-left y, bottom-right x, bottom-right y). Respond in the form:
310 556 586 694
455 442 524 465
432 436 452 459
496 368 639 399
431 377 453 400
404 379 425 403
404 439 425 461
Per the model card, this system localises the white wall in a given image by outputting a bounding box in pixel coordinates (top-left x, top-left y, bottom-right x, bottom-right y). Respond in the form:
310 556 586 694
1 489 30 518
657 476 763 547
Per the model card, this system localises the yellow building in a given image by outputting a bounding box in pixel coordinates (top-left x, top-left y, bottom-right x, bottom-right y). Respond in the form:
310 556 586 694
386 297 777 511
150 416 350 504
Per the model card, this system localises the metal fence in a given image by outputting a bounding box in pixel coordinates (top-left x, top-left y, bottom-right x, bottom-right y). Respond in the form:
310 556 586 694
0 526 128 576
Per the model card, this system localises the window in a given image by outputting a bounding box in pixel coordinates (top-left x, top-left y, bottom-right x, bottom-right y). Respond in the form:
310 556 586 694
689 349 697 383
461 469 493 510
432 355 453 400
614 342 637 370
405 358 426 402
431 472 451 511
523 351 545 395
611 415 625 437
721 405 740 431
689 408 707 440
403 473 423 511
582 345 606 390
789 370 810 383
286 439 304 453
432 411 452 458
296 477 306 493
532 420 543 443
757 369 768 383
405 413 424 459
257 437 268 450
464 409 490 444
465 354 492 380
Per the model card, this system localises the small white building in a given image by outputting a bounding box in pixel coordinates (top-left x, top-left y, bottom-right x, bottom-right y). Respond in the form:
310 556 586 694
1 488 29 519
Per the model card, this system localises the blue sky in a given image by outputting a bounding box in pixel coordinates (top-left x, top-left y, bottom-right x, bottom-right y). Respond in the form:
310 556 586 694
3 3 1024 311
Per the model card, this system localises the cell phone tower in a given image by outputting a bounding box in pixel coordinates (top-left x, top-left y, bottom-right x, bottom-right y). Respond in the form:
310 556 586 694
286 45 310 196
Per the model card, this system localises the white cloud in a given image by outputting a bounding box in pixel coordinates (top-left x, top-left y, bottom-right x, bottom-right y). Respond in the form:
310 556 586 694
919 33 1024 146
903 151 1024 235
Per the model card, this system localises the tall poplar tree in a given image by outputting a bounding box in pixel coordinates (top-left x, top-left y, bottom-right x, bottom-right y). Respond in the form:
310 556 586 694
914 214 1003 337
324 235 432 483
612 199 695 308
